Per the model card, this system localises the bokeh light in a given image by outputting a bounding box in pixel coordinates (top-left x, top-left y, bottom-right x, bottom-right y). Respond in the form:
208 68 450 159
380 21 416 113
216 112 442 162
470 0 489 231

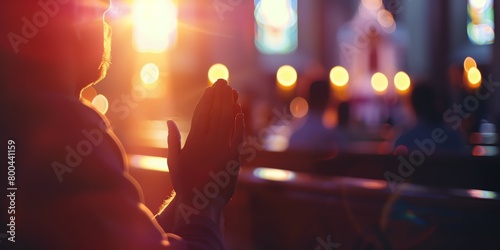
467 67 482 87
322 108 337 129
208 63 229 84
253 167 296 181
361 180 387 189
91 94 109 114
277 65 297 87
463 57 477 72
129 154 169 172
371 72 389 93
330 66 349 87
394 71 411 92
290 97 309 118
377 9 395 28
140 63 160 85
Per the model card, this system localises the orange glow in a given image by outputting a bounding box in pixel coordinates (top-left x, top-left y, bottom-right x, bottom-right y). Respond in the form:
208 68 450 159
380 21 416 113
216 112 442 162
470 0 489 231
277 65 297 88
377 9 395 28
129 154 169 172
361 180 386 189
322 108 337 129
371 72 388 93
394 71 411 92
467 67 482 87
290 97 309 118
464 57 477 72
330 66 349 87
91 94 109 114
334 88 351 102
140 63 160 85
81 86 97 102
362 0 382 10
253 167 296 181
208 63 229 84
133 0 177 53
266 135 290 152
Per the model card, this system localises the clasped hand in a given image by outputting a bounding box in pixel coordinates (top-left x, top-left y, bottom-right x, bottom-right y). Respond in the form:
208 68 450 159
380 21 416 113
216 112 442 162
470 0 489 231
167 79 245 208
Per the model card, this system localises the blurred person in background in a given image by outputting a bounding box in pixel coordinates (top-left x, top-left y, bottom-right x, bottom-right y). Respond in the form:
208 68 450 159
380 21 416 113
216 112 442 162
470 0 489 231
288 80 346 156
393 82 465 155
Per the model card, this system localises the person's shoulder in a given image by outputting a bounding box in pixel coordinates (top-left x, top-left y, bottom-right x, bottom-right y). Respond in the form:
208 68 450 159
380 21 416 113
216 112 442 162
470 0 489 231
7 93 132 191
9 93 124 170
39 93 109 128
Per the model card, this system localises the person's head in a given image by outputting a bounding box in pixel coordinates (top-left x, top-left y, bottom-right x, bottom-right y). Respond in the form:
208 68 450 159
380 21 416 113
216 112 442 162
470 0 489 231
307 80 331 114
410 81 443 123
337 101 350 127
0 0 111 98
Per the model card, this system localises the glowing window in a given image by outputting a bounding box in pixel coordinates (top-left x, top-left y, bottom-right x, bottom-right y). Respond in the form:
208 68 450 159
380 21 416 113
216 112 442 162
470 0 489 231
133 0 177 53
254 0 298 54
467 0 495 45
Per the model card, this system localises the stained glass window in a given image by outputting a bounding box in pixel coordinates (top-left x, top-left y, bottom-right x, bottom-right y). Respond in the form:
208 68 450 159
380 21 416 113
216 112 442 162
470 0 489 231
467 0 495 45
254 0 298 54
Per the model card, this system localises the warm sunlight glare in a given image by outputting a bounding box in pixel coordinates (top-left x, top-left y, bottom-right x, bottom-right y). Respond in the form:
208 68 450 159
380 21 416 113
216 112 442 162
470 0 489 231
362 0 382 10
129 154 169 172
133 0 177 53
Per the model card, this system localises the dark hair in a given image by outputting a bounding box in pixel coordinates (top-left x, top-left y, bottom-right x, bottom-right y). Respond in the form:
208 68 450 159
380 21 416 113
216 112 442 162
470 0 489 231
411 81 443 123
308 80 331 112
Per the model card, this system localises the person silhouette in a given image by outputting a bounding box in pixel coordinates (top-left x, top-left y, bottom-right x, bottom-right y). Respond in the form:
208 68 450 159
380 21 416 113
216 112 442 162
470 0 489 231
288 80 340 155
0 1 244 249
393 82 465 155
